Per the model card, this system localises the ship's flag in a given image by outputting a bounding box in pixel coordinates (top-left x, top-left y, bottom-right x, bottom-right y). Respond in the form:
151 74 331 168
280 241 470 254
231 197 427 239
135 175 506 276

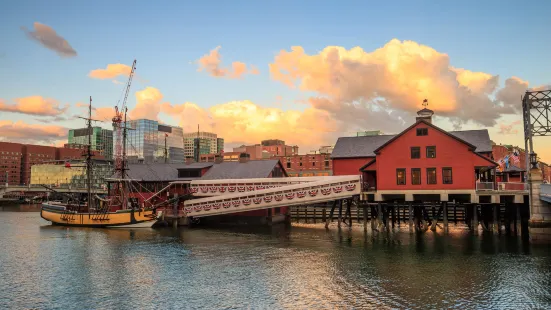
65 162 71 169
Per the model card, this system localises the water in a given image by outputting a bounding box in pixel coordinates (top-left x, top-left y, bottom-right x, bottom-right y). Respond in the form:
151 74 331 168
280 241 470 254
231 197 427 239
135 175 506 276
1 212 550 309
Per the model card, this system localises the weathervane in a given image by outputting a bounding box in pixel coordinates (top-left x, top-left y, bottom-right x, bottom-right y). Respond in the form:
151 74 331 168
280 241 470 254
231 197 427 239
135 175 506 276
422 99 429 109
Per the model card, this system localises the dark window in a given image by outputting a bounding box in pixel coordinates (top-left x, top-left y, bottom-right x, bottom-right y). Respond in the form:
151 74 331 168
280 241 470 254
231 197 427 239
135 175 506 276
426 146 436 158
325 160 330 167
299 162 303 166
416 128 428 136
411 147 420 159
443 168 453 184
286 162 291 169
427 168 437 184
312 162 316 166
178 169 201 178
411 168 421 185
396 168 406 185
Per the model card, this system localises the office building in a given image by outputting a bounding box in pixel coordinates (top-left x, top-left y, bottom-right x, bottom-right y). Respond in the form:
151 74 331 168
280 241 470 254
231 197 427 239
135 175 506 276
68 127 113 159
183 131 223 159
120 119 185 163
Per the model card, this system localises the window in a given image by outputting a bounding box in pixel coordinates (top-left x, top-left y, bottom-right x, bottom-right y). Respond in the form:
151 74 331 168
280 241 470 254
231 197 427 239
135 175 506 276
299 162 303 166
426 146 436 158
427 168 437 184
443 167 453 184
286 162 291 169
416 128 428 136
411 147 420 159
325 160 330 167
396 168 406 185
312 162 316 166
411 168 421 185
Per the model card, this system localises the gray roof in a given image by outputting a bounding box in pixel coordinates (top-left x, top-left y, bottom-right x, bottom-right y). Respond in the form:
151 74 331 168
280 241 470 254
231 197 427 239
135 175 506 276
120 163 214 181
331 135 395 158
502 165 525 172
201 160 282 180
448 130 493 153
331 129 492 159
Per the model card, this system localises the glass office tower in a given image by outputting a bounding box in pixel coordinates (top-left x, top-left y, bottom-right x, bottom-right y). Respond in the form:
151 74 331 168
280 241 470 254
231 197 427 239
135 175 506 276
68 127 114 159
118 119 185 163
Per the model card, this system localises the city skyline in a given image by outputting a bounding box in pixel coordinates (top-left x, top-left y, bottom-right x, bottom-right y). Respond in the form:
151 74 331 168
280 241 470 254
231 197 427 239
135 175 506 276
1 1 550 161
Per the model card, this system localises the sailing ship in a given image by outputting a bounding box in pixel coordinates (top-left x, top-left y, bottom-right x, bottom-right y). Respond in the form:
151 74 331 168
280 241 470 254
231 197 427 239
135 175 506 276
41 60 162 228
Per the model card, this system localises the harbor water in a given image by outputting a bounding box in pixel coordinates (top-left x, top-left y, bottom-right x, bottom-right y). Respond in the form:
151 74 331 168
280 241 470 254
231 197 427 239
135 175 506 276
1 211 550 309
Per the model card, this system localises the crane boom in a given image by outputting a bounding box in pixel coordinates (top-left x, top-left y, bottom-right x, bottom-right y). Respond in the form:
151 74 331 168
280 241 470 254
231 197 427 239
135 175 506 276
112 59 137 208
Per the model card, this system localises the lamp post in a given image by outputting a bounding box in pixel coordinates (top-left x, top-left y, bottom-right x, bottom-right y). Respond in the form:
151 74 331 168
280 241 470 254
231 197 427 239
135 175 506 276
530 152 538 170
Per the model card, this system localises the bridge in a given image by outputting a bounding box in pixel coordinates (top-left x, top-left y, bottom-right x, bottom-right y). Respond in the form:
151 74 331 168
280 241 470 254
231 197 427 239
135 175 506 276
0 185 107 198
181 175 361 218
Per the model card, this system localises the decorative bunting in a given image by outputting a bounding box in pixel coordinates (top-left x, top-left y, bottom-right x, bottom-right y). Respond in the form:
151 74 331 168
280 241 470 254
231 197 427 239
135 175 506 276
345 184 356 191
274 194 284 201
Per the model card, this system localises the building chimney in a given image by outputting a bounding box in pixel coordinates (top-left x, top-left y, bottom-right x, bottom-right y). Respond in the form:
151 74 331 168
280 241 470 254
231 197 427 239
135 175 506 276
238 152 250 163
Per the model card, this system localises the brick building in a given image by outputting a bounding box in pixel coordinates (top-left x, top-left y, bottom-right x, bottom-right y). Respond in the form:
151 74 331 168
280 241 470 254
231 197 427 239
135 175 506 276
234 140 298 160
0 142 24 185
273 153 333 177
0 142 104 185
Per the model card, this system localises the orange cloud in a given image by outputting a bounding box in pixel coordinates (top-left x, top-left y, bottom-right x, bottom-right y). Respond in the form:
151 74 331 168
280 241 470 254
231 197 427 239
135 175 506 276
0 120 67 143
197 46 259 79
21 22 77 57
89 64 132 80
0 96 68 116
498 120 521 135
162 99 338 149
129 87 163 120
270 39 530 127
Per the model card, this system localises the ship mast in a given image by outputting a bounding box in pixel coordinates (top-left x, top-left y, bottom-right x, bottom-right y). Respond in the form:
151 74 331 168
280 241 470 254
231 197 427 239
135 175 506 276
78 96 97 209
87 96 93 207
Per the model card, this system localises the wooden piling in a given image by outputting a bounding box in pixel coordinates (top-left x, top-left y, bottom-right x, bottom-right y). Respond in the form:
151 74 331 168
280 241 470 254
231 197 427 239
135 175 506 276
337 200 343 228
408 203 413 231
515 203 521 234
325 200 336 228
473 204 478 233
363 205 368 231
493 204 499 233
391 202 396 229
442 202 448 231
377 203 383 230
322 207 327 223
346 199 352 226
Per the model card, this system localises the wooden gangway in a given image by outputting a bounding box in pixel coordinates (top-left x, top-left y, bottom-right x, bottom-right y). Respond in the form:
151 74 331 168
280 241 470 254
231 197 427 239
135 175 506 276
179 175 361 218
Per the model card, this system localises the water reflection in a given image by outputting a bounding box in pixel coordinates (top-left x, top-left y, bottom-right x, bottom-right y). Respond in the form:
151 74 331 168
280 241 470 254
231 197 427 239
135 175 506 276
0 213 550 309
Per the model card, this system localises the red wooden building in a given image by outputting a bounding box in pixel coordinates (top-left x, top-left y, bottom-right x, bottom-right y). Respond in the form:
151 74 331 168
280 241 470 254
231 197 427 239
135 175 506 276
331 107 503 202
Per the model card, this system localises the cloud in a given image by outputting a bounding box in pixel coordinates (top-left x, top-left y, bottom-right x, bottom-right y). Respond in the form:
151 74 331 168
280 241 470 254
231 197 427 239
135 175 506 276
498 120 521 135
129 87 163 120
197 46 259 79
21 22 77 57
161 99 339 149
0 96 68 116
0 120 67 143
89 64 132 80
269 39 532 129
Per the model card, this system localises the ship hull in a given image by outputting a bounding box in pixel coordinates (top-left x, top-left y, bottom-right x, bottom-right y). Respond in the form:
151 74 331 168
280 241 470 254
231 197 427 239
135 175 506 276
40 205 158 228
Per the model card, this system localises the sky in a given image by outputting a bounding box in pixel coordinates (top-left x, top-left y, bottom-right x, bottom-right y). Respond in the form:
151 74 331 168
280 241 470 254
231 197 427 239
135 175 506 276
1 0 550 162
